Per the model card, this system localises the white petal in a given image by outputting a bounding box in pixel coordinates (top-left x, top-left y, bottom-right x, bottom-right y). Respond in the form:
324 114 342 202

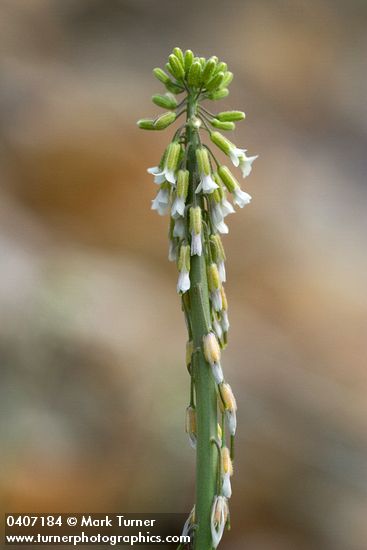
213 318 223 340
211 497 227 549
221 311 230 332
229 147 246 167
216 220 229 234
201 174 219 193
177 270 190 293
164 167 176 185
212 362 224 384
226 410 237 435
168 240 178 262
191 232 202 256
222 473 232 498
171 197 185 218
218 261 226 283
239 154 258 178
233 188 251 208
221 199 235 217
211 289 223 312
173 218 185 239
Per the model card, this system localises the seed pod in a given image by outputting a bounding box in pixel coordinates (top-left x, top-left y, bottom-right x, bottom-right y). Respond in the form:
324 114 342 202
211 119 235 131
218 165 239 193
154 112 177 130
152 93 178 110
188 61 202 88
217 110 245 122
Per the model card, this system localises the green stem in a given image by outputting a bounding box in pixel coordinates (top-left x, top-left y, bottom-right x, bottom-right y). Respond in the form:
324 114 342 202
187 94 218 550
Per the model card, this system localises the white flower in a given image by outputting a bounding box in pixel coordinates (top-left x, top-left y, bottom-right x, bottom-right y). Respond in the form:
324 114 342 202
213 317 223 340
173 218 185 239
191 231 202 256
226 409 237 435
221 311 230 332
210 496 228 549
217 261 226 283
220 198 235 217
229 146 246 167
211 203 229 234
177 270 190 293
222 472 232 498
171 196 186 218
233 188 251 208
147 166 166 184
151 187 170 216
238 152 258 178
211 289 223 312
212 362 224 384
196 173 218 194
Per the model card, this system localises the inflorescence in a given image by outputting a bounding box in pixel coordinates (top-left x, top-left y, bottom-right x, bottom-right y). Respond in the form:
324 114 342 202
138 48 257 549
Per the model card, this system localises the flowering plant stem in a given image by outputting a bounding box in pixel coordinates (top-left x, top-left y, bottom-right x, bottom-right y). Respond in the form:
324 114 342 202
187 95 219 550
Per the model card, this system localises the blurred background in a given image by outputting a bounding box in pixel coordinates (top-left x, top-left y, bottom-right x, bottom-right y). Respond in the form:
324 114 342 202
1 1 367 549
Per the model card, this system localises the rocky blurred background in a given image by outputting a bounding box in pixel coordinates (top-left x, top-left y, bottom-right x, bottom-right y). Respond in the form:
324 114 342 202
1 1 367 549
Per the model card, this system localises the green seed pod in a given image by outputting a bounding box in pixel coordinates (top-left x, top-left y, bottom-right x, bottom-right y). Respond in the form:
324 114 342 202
207 88 229 100
168 54 185 80
206 71 225 92
166 142 181 171
210 131 232 154
172 47 184 65
189 206 202 235
211 119 235 131
137 118 156 130
153 67 170 84
184 49 194 73
188 61 202 88
221 71 233 88
202 57 217 84
217 110 245 122
177 169 189 198
154 111 177 129
196 147 211 175
152 93 178 110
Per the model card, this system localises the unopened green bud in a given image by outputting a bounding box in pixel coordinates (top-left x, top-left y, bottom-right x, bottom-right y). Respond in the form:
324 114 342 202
178 244 190 272
212 188 222 204
165 80 184 94
202 57 217 83
168 54 185 80
221 71 234 88
152 93 178 110
217 110 245 122
210 131 232 154
207 263 221 291
177 169 189 198
166 142 181 171
137 118 156 130
206 71 224 92
188 61 202 88
211 119 235 131
196 147 211 176
189 206 202 235
207 88 229 100
153 67 170 84
154 111 177 129
216 61 228 74
199 57 206 68
184 49 194 73
172 47 184 65
218 165 239 193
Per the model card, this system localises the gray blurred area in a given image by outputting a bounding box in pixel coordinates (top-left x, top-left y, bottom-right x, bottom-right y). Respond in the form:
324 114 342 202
1 1 367 549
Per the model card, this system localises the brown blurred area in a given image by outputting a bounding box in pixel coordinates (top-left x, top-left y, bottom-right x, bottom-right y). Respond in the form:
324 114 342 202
1 1 367 549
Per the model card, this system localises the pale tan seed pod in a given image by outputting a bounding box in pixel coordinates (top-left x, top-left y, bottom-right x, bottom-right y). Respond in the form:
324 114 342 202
203 332 221 365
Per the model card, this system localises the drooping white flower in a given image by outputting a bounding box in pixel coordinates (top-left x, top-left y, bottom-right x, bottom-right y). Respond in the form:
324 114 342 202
229 146 247 167
210 496 228 549
190 206 202 256
211 201 229 234
177 244 191 294
207 263 223 312
147 166 166 185
151 185 170 216
219 382 237 436
213 317 223 340
173 218 185 239
238 152 258 178
195 147 218 194
233 187 251 208
212 362 224 384
220 198 235 217
217 261 226 283
221 447 233 499
221 310 230 333
171 169 189 218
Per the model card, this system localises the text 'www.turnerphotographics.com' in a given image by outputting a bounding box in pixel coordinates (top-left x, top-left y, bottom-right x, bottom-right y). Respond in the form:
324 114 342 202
4 514 190 546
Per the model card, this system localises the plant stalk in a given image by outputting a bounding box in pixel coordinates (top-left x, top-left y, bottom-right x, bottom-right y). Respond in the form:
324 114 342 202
187 94 218 550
